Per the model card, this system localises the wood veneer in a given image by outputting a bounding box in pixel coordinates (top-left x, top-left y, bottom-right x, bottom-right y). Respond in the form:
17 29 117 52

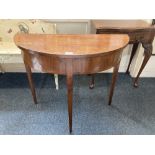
14 33 129 133
90 20 155 87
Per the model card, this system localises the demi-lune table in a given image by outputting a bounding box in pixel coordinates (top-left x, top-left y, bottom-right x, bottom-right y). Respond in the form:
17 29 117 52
90 20 155 88
14 34 129 133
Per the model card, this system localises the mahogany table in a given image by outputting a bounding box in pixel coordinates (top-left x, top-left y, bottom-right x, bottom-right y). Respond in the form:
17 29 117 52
14 34 129 133
90 20 155 88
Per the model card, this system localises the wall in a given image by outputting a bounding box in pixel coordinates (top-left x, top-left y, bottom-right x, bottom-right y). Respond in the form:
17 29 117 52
0 20 56 72
44 19 90 34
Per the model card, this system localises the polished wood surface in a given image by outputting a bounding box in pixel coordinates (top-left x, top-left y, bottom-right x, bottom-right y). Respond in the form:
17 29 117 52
14 33 129 133
14 34 129 57
92 20 152 29
91 20 155 87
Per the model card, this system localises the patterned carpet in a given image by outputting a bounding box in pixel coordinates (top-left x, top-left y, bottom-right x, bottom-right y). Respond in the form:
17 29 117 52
0 73 155 134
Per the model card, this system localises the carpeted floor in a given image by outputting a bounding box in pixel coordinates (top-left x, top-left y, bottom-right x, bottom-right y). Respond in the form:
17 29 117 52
0 73 155 135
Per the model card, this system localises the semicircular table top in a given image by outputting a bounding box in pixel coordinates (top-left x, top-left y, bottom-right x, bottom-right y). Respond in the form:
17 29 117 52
14 34 129 57
13 33 130 133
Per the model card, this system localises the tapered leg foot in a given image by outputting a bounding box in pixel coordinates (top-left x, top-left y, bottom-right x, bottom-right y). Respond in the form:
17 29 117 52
108 62 120 105
89 74 95 89
133 81 138 88
0 64 5 73
54 74 59 90
66 58 74 134
24 62 37 104
67 74 73 133
133 43 152 87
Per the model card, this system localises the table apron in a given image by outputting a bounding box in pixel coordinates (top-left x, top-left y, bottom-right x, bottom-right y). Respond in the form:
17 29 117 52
96 29 155 43
22 50 123 75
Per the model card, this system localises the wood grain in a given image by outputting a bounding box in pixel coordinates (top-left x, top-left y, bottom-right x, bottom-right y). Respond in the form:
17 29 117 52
91 20 155 87
14 33 129 133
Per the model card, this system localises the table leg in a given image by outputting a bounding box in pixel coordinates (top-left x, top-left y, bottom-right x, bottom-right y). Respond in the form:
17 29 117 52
126 42 139 74
89 74 95 89
0 64 5 73
134 43 152 87
108 61 120 105
66 73 73 133
24 62 37 104
54 74 59 90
